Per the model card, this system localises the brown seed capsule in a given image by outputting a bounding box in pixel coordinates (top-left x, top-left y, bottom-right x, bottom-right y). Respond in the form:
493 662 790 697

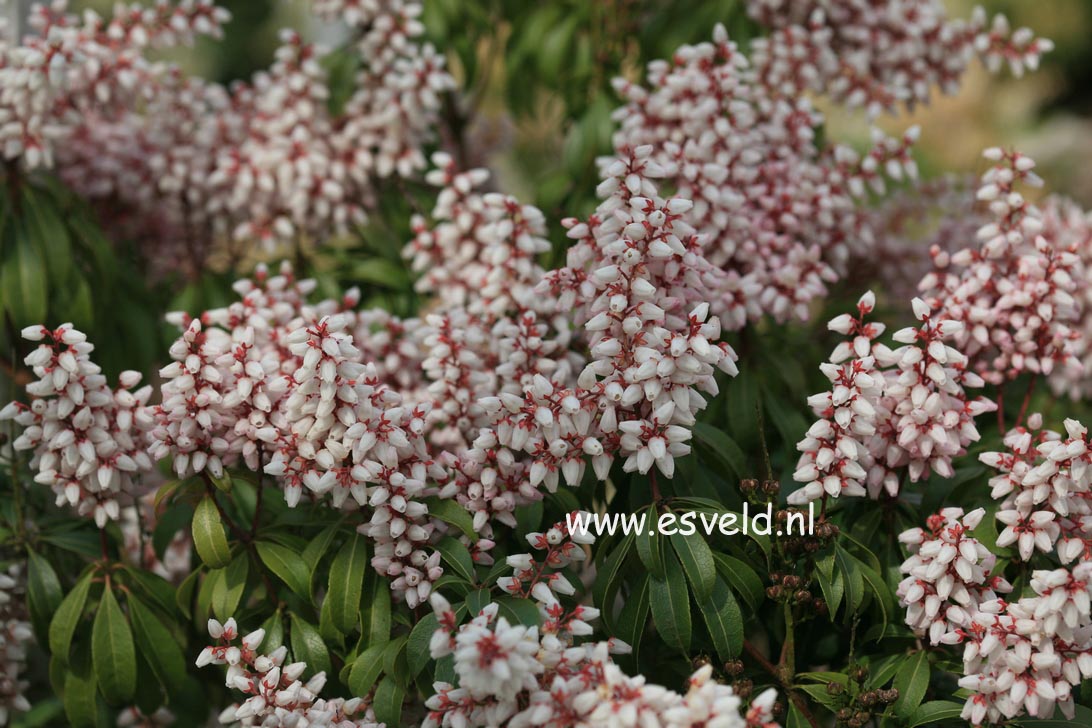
814 599 828 616
766 585 782 599
826 682 843 695
836 708 852 721
794 589 811 603
783 575 800 589
763 479 780 495
741 478 759 493
771 702 784 718
724 659 745 676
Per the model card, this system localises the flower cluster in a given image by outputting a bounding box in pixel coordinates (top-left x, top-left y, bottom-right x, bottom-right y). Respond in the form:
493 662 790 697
896 507 1010 645
790 292 994 505
0 565 32 726
196 617 382 726
425 514 780 728
920 149 1083 385
612 25 918 330
2 0 453 275
746 0 1052 116
0 0 229 169
0 325 154 527
896 415 1092 723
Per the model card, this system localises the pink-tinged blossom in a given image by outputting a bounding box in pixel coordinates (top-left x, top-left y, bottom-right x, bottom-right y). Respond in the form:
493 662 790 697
896 507 1010 645
612 25 919 330
872 297 994 483
898 415 1092 724
920 150 1083 385
424 517 778 728
791 293 994 504
790 291 884 505
746 0 1052 116
197 617 383 727
1 1 453 274
0 565 32 725
1 324 153 527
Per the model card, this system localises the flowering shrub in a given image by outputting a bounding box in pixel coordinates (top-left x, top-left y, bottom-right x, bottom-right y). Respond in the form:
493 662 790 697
0 1 1089 727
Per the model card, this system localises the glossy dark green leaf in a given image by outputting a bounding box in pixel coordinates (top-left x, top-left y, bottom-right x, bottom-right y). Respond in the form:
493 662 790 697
289 614 331 679
127 595 186 698
712 553 765 612
615 574 650 669
212 553 248 622
908 700 964 726
670 530 716 602
635 510 665 578
893 650 931 718
692 422 747 480
649 553 691 652
435 536 476 584
328 533 369 633
835 545 865 616
697 577 743 661
406 613 439 678
192 496 232 568
362 572 392 646
496 597 541 627
373 675 404 726
592 532 634 632
256 541 311 599
26 549 63 641
258 611 284 654
424 497 476 539
1 213 48 326
48 572 92 662
92 587 136 705
348 644 387 696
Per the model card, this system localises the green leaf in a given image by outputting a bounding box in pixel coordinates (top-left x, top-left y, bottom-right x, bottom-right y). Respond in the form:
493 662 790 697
635 510 665 578
256 541 311 599
407 613 440 678
908 700 964 727
26 549 64 641
814 550 843 619
372 675 405 726
697 577 743 661
348 644 387 696
92 587 137 705
62 659 99 728
650 553 691 652
592 532 635 632
857 560 897 640
424 497 476 539
328 533 369 633
49 572 92 661
465 588 491 617
303 522 341 569
692 422 747 480
670 530 716 602
258 611 284 654
192 496 232 568
127 595 186 698
712 554 765 611
496 597 541 627
1 213 48 326
212 553 248 622
362 572 392 646
835 545 865 616
893 651 931 719
616 574 650 669
289 614 331 678
175 569 199 620
435 536 476 584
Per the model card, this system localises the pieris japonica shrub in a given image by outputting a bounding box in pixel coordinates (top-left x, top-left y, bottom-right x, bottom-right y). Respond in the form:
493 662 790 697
0 1 1089 727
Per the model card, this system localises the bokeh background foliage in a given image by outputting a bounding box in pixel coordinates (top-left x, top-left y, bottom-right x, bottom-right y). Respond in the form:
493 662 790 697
2 0 1092 726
